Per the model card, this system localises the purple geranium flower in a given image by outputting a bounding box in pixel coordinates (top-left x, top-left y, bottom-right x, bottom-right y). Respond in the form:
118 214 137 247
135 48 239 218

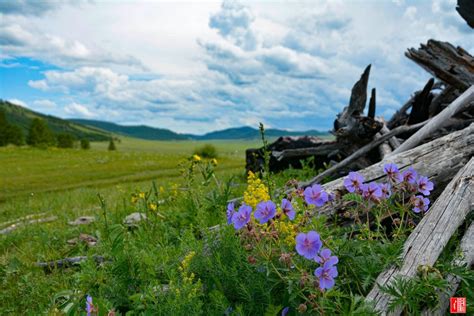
380 183 392 199
232 204 252 230
343 171 365 193
255 200 277 224
383 163 402 183
295 231 322 259
412 195 430 213
86 295 93 316
281 307 290 316
362 182 382 202
304 184 328 207
281 198 295 220
314 248 339 266
314 261 338 290
402 167 418 184
417 176 434 196
226 202 235 224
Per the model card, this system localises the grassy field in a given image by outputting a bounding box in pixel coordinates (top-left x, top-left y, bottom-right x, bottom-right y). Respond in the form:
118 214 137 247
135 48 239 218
0 138 259 200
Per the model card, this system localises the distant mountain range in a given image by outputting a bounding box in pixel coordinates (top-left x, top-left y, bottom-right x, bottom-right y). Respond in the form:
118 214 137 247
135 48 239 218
71 119 328 140
0 100 328 141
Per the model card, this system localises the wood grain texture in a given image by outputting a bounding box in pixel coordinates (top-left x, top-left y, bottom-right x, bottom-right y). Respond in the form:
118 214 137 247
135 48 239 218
365 157 474 315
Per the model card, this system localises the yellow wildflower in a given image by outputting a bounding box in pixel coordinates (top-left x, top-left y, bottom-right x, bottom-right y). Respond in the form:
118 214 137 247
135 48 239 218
210 158 218 166
131 194 138 204
243 171 270 208
139 192 145 199
148 203 157 211
192 154 201 162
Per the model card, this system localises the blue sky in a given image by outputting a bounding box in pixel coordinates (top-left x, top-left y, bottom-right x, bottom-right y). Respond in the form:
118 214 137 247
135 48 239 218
0 0 472 134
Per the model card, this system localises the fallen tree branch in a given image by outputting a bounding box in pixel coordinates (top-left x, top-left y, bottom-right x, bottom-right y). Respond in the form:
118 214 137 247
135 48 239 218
0 216 58 235
365 157 474 315
391 85 474 155
296 120 430 189
36 255 109 271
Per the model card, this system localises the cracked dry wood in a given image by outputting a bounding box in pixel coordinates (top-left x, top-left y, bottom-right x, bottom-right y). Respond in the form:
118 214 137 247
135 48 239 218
422 222 474 316
299 123 474 218
365 157 474 316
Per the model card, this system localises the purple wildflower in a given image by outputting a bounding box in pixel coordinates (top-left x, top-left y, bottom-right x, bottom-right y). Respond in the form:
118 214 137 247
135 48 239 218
412 195 430 213
295 231 322 259
281 307 290 316
343 171 365 193
314 248 339 266
383 163 402 183
86 295 93 316
402 167 418 184
417 176 434 196
255 200 277 224
380 183 392 199
232 204 252 230
281 198 295 220
314 261 338 290
362 182 382 202
304 184 328 207
226 202 235 225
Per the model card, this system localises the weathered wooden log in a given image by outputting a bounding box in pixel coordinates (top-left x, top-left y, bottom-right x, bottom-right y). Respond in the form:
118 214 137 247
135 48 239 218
380 124 400 149
36 255 108 271
422 222 474 316
375 132 392 159
406 40 474 91
391 85 474 155
429 85 460 117
0 216 58 235
296 120 430 190
457 0 474 28
296 123 474 218
365 157 474 315
245 136 336 172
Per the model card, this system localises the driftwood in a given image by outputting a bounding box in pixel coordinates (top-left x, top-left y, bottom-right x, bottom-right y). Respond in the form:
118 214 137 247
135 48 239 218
422 222 474 316
457 0 474 29
295 120 429 188
36 255 108 271
0 216 58 235
365 157 474 315
391 85 474 155
380 124 400 149
0 212 47 228
301 123 474 218
406 40 474 91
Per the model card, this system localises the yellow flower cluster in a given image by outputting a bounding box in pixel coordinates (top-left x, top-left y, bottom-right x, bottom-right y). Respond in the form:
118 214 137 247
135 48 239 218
130 192 146 203
243 171 270 208
210 158 218 166
148 202 157 211
179 251 196 272
192 154 201 162
274 220 297 248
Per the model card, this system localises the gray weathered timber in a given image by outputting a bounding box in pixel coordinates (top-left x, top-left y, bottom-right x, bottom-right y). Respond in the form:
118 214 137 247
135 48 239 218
380 124 401 149
422 222 474 316
298 123 474 218
365 157 474 315
406 40 474 91
0 216 58 235
391 85 474 155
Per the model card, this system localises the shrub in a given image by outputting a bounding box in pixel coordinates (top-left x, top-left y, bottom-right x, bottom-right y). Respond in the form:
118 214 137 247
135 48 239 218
56 133 75 148
26 118 55 147
193 144 217 158
80 139 91 150
108 139 116 151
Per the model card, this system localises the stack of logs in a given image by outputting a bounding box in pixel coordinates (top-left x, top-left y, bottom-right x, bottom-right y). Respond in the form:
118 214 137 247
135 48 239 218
245 5 474 314
246 39 474 177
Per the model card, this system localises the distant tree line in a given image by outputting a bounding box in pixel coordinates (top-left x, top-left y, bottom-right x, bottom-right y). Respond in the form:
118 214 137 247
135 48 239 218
0 110 95 149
